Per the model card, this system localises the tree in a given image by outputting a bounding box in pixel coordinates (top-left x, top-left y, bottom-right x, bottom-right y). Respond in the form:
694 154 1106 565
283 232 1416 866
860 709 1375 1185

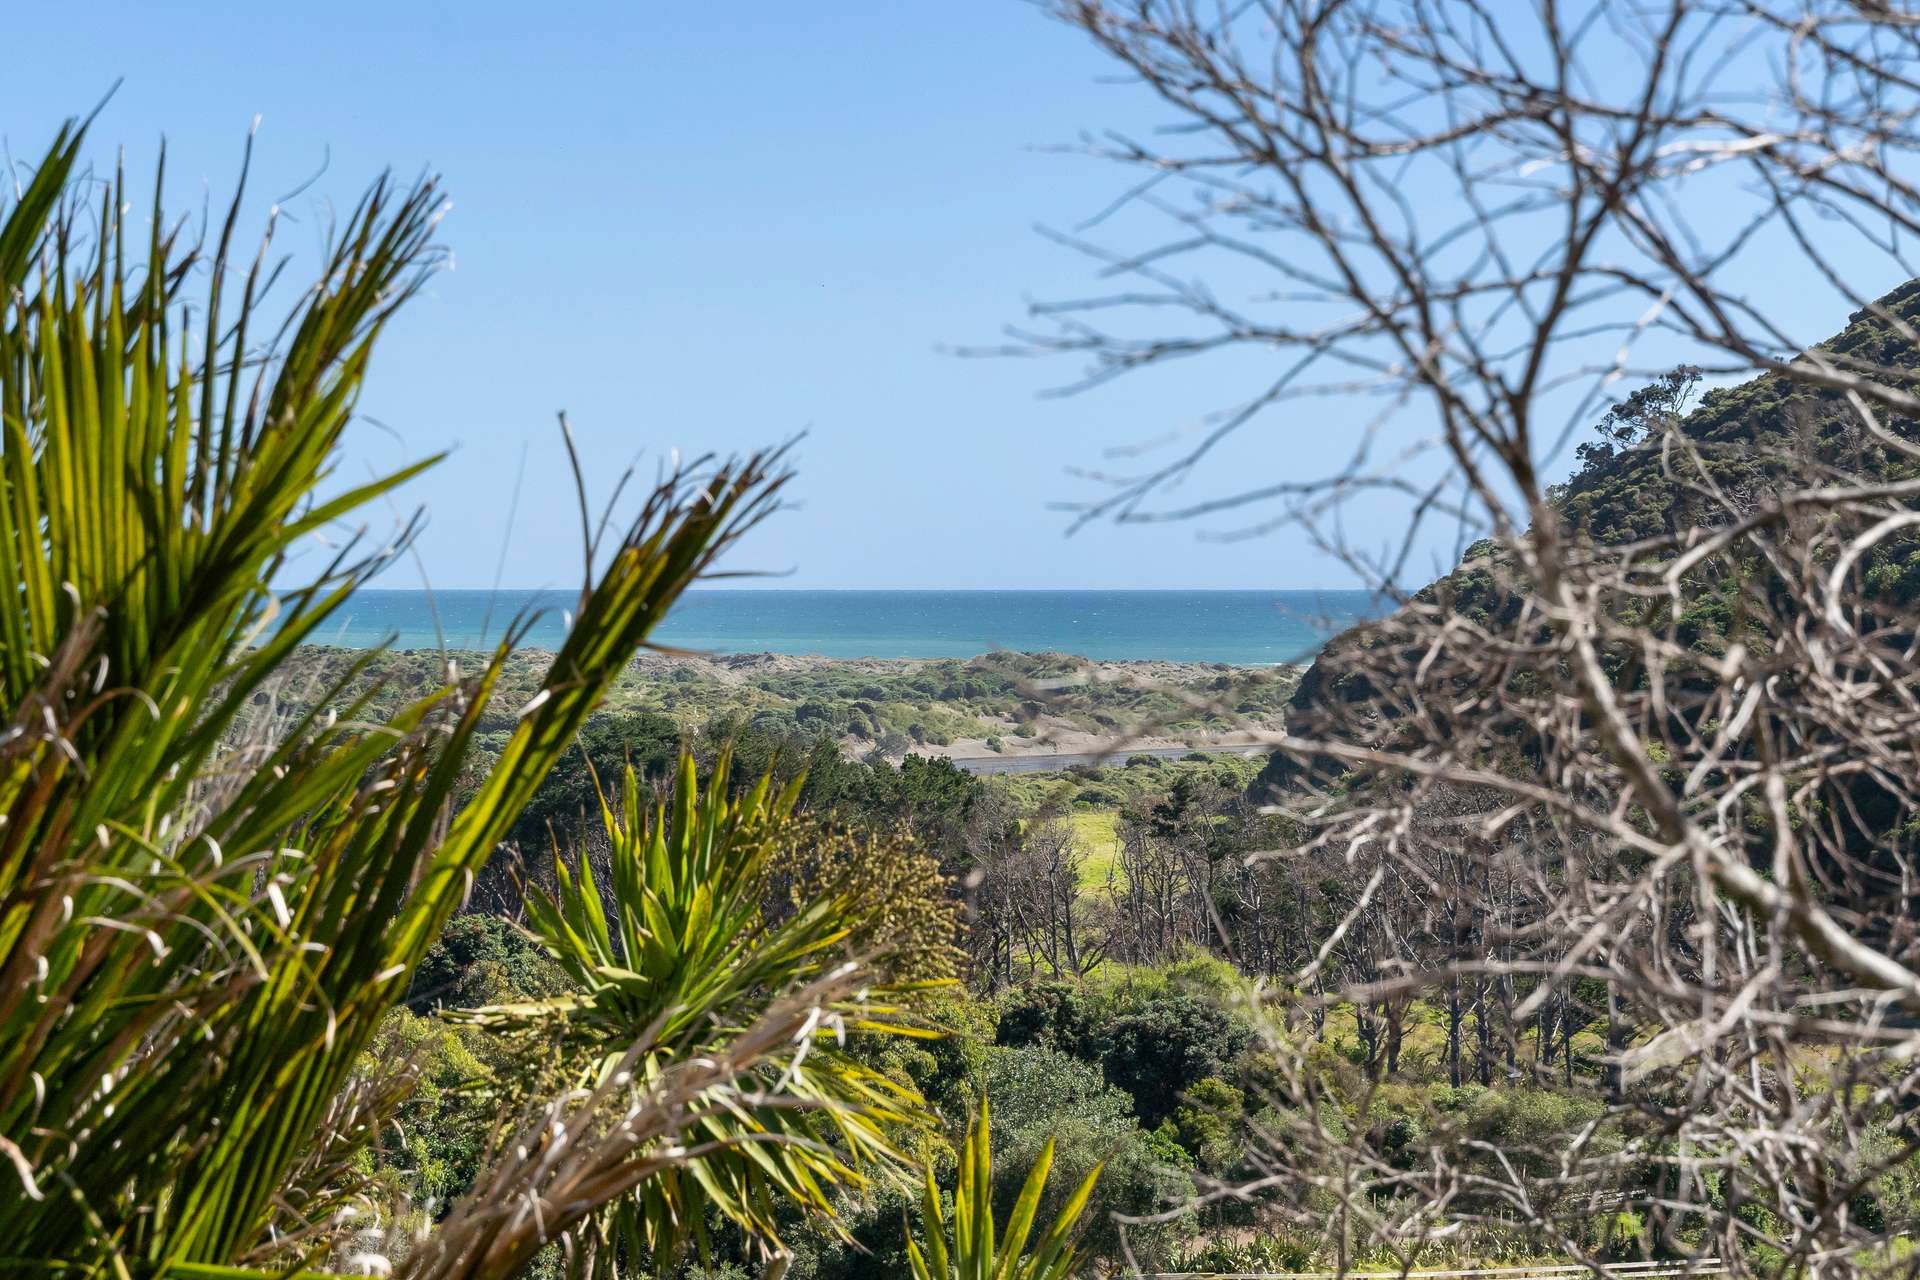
508 711 681 849
978 1046 1192 1267
1100 994 1255 1128
0 119 889 1280
903 1101 1103 1280
461 753 954 1277
1026 1 1920 1271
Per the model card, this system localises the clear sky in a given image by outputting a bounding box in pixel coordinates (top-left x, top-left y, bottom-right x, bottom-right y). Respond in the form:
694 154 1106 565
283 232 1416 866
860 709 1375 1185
0 3 1886 593
1 2 1340 591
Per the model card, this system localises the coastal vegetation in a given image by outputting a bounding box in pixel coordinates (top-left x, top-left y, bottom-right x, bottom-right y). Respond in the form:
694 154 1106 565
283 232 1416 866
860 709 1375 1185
0 122 930 1280
273 647 1298 765
15 1 1920 1277
0 126 1671 1265
1003 4 1920 1279
0 114 1294 1280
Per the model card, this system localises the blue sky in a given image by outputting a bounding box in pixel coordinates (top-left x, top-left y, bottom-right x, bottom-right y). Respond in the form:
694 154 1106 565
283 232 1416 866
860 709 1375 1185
4 2 1394 591
0 3 1891 592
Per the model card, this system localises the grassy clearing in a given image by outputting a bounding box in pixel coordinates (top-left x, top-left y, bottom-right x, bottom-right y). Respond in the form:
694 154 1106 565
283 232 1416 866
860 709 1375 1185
1071 809 1123 886
1315 998 1623 1078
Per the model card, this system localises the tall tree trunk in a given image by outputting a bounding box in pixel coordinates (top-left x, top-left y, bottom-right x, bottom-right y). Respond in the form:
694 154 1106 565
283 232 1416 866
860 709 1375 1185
1605 980 1631 1103
1475 979 1493 1087
1499 974 1518 1073
1447 978 1463 1089
1448 892 1467 1088
1385 1006 1404 1077
1297 884 1326 1038
1537 993 1557 1066
1563 999 1577 1086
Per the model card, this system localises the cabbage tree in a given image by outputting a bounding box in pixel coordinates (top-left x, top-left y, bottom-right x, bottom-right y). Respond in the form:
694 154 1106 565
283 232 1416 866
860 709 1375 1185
0 117 880 1279
466 753 950 1275
905 1102 1104 1280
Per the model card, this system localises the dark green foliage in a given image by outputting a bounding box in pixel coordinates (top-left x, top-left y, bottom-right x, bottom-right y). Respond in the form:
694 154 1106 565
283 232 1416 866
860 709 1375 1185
706 724 985 848
1674 591 1737 652
980 1046 1193 1266
1265 284 1920 814
1099 994 1258 1127
405 914 566 1014
1553 295 1918 546
855 992 996 1122
509 711 681 848
995 981 1107 1059
1863 542 1920 604
1160 1076 1245 1174
810 751 984 848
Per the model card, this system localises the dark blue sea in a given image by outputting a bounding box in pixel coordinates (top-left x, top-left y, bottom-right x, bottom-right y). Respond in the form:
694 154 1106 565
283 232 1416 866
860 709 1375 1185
296 589 1382 665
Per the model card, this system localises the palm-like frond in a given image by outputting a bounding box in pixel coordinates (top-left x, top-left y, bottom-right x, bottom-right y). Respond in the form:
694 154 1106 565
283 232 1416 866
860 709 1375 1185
0 119 788 1278
904 1102 1103 1280
478 752 944 1273
407 961 879 1280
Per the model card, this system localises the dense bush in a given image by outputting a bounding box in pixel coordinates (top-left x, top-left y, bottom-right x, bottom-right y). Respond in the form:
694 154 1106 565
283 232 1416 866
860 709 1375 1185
995 980 1108 1059
506 711 681 849
1161 1076 1245 1174
1100 993 1258 1127
364 1009 503 1213
405 914 566 1013
980 1046 1193 1266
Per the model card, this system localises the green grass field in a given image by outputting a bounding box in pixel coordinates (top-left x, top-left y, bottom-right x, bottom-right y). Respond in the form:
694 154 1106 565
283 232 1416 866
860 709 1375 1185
1071 809 1123 887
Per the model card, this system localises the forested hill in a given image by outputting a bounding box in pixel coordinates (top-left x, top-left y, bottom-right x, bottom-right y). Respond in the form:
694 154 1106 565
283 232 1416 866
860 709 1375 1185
1555 281 1920 546
1266 280 1920 791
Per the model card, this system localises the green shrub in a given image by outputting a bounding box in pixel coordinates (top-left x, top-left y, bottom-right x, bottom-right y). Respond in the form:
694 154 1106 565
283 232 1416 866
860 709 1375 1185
1162 1076 1245 1173
1101 993 1258 1126
1604 1209 1647 1259
996 980 1108 1059
981 1046 1193 1266
1176 1234 1317 1274
406 914 565 1013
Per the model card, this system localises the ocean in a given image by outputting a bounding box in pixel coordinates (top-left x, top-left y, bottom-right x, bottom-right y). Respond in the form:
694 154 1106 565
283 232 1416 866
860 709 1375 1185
293 588 1383 665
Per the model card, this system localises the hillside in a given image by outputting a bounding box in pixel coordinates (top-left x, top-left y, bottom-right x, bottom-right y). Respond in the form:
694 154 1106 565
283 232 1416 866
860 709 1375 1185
1269 282 1920 787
